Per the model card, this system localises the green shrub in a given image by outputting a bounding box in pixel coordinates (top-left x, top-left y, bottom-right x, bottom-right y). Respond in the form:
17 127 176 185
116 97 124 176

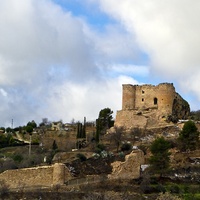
76 153 87 162
178 120 199 151
95 147 102 154
156 184 166 193
118 151 125 158
140 184 156 194
121 142 132 151
95 143 106 153
32 138 39 145
183 185 189 193
97 143 106 151
170 184 181 194
12 154 23 163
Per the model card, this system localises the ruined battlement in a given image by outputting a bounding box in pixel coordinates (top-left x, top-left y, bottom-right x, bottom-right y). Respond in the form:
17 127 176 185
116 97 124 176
122 83 175 112
116 83 190 130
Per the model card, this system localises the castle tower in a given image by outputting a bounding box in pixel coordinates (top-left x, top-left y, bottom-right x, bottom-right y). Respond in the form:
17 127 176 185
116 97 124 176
155 83 176 115
122 84 136 110
115 83 190 130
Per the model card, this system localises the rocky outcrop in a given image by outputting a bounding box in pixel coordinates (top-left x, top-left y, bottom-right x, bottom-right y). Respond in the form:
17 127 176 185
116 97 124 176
108 150 144 179
171 93 190 121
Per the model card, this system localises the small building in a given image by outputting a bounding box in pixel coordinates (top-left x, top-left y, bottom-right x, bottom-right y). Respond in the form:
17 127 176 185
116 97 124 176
51 121 62 131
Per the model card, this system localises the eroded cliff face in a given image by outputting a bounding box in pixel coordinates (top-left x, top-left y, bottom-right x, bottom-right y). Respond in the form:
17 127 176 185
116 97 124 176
115 83 190 130
171 93 190 121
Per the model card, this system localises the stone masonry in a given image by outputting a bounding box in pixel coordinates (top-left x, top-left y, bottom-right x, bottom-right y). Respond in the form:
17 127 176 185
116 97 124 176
115 83 190 130
0 163 71 189
108 150 144 179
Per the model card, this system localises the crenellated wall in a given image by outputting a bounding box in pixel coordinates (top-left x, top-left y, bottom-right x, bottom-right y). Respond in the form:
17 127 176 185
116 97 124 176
122 83 175 113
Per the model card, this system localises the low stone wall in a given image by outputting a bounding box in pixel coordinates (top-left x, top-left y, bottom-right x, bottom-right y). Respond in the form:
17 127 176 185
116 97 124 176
0 163 71 189
0 151 146 189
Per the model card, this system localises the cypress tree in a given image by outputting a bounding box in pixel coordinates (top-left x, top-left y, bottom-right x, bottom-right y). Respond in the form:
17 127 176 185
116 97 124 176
82 117 86 138
76 122 81 138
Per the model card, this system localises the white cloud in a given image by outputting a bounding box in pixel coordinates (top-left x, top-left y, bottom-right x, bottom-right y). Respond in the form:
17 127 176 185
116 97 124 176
3 0 200 127
110 64 149 77
0 0 145 127
0 0 99 86
97 0 200 109
84 24 139 63
0 89 7 97
45 76 138 123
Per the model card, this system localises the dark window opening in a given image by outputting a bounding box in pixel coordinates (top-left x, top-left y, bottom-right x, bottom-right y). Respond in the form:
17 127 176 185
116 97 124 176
142 90 145 94
154 97 158 105
142 98 144 102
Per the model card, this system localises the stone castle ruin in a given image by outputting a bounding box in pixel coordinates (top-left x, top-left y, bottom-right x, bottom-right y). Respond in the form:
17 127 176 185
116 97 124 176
115 83 190 130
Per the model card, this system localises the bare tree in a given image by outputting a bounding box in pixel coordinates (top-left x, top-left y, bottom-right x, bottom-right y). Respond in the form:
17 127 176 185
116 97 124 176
110 126 124 152
130 127 142 141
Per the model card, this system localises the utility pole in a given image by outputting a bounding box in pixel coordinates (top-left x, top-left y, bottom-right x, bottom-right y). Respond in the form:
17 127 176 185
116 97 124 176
11 119 13 129
29 134 32 156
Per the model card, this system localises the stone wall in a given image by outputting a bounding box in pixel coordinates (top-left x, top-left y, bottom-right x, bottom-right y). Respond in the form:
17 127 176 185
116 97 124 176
0 163 71 189
108 150 144 179
122 83 176 114
115 110 148 129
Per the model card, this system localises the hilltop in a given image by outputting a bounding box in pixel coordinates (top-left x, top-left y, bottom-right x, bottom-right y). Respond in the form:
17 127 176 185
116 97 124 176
0 118 199 199
0 83 200 199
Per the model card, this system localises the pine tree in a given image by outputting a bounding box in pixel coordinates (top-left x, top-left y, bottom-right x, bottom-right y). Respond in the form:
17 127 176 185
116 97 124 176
149 137 171 177
178 120 199 151
96 108 114 135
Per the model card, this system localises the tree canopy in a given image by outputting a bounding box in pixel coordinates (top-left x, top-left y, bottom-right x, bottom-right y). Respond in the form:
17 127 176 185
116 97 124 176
189 110 200 121
0 127 5 133
149 137 171 176
96 108 114 143
27 120 37 129
26 126 33 135
96 108 114 133
178 120 199 151
76 117 86 139
0 134 22 148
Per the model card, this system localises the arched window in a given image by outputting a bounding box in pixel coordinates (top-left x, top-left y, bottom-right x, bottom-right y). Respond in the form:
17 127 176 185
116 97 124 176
154 97 158 105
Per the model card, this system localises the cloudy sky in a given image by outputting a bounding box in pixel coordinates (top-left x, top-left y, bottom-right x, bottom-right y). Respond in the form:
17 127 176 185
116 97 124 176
0 0 200 127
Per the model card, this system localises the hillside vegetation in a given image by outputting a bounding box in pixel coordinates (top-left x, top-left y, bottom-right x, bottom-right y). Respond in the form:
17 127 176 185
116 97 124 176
0 111 200 199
